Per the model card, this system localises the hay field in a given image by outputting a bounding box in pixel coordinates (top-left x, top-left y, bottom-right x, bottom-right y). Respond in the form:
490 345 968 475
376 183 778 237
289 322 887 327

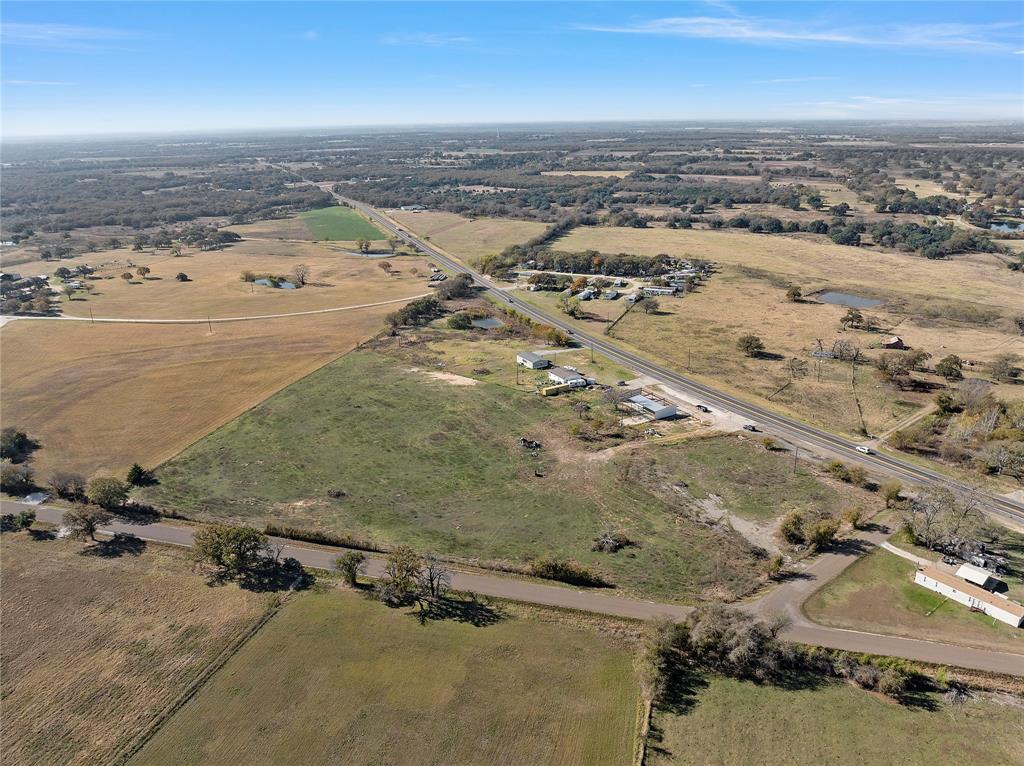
0 532 265 766
1 306 399 478
300 206 385 240
648 675 1024 766
388 210 547 264
53 243 429 320
554 226 1023 313
130 590 641 766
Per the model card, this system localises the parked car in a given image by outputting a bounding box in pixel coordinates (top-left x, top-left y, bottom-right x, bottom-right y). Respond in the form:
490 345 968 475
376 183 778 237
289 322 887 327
696 404 711 413
742 424 757 432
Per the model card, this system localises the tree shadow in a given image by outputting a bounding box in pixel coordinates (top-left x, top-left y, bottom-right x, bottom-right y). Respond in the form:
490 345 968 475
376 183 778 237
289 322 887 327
828 537 873 557
81 532 146 558
27 528 56 541
409 593 506 627
658 653 710 716
234 557 314 593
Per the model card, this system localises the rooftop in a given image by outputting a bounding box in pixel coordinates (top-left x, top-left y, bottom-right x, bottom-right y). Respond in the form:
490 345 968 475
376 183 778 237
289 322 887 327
918 565 1024 619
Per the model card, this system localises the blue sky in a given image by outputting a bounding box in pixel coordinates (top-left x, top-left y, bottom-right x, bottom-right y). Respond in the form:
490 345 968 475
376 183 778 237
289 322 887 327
2 1 1022 137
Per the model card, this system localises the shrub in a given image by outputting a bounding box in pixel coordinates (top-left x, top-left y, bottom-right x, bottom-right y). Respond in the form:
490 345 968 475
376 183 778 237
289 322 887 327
447 313 474 330
0 459 35 494
49 470 86 500
335 551 367 587
880 480 903 507
842 506 864 530
824 460 851 482
852 663 882 689
780 510 805 544
529 557 610 587
85 476 129 509
806 518 840 551
878 667 909 698
264 523 383 553
126 463 153 486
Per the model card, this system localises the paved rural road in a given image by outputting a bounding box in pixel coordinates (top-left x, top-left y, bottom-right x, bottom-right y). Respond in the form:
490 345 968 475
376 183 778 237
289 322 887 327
3 294 431 325
331 193 1024 527
10 502 1022 676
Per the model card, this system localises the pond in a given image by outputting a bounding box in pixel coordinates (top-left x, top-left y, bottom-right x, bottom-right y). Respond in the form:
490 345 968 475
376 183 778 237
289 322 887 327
988 221 1024 233
816 291 882 309
471 317 504 329
254 278 297 290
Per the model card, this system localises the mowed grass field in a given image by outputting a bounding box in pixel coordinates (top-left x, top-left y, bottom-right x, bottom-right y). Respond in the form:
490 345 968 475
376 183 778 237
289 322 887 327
0 532 266 766
299 206 385 240
140 348 857 602
388 210 547 264
0 305 401 478
804 549 1024 654
131 590 641 766
648 675 1024 766
53 243 431 319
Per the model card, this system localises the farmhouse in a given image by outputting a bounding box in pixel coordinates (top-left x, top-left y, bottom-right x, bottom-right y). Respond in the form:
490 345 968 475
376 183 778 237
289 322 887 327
913 565 1024 628
881 336 906 350
626 393 678 420
516 351 551 370
548 367 588 387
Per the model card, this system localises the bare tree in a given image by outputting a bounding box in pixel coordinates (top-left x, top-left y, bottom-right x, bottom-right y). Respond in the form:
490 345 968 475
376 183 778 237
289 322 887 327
786 357 809 380
292 264 311 286
418 553 451 600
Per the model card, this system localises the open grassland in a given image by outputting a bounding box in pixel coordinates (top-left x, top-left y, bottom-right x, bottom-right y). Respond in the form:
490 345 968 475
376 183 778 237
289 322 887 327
52 243 429 319
804 549 1024 654
388 210 547 264
143 348 863 602
0 307 399 478
0 532 266 766
300 206 385 240
648 675 1024 766
554 226 1023 314
131 590 640 766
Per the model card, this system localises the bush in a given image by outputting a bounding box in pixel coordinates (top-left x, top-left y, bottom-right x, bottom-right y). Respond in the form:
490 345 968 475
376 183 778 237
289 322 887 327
780 510 805 544
852 663 882 689
85 476 129 509
824 460 851 482
0 459 35 494
49 470 86 500
806 518 840 551
842 506 864 530
878 667 910 698
1 510 35 532
264 523 383 553
880 480 902 507
0 427 35 463
126 463 154 486
447 313 473 330
529 557 610 587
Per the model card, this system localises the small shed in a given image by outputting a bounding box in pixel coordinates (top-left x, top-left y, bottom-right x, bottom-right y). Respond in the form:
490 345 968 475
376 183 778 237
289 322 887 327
956 563 1000 590
881 336 906 350
516 351 550 370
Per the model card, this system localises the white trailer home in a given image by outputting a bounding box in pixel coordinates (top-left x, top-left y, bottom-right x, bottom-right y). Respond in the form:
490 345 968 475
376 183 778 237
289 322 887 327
913 565 1024 628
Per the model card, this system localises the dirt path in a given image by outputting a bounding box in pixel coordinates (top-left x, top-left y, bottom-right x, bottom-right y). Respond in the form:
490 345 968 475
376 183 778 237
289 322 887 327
10 501 1021 676
1 293 429 325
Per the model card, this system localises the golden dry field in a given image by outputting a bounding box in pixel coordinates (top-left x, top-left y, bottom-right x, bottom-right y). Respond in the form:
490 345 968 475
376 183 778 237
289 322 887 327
554 226 1023 313
52 243 430 320
387 210 547 263
1 304 402 478
0 532 266 766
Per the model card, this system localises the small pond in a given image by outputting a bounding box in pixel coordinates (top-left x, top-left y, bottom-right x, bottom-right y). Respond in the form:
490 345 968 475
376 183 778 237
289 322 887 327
471 317 504 329
816 291 882 309
254 278 297 290
988 221 1024 233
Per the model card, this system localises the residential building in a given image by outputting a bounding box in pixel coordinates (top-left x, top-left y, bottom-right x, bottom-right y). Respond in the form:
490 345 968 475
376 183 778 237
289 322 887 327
548 367 587 387
913 565 1024 628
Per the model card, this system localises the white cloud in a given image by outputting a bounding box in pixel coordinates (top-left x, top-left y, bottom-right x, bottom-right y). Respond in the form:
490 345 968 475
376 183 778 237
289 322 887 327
582 15 1021 53
2 22 138 50
689 83 708 88
4 79 73 86
379 32 473 47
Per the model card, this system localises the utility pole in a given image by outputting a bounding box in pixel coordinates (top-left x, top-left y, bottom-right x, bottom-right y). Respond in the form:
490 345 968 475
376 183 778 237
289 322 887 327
207 315 214 334
793 445 799 474
89 308 94 324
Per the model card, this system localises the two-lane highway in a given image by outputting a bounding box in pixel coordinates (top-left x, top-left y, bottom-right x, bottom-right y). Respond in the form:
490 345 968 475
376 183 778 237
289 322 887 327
337 194 1024 525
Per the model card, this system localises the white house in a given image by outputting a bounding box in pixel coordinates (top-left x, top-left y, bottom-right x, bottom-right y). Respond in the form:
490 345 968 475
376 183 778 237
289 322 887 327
516 351 550 370
578 289 595 301
914 565 1024 628
548 366 587 387
626 394 678 420
642 286 677 297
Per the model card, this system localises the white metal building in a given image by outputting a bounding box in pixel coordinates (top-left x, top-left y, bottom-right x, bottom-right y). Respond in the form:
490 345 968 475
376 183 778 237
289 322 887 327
516 351 551 370
914 566 1024 628
955 563 999 590
626 394 678 420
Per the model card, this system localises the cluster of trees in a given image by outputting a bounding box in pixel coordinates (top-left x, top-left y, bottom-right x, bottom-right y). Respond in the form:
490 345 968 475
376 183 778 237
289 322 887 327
0 276 53 316
892 378 1024 482
0 428 39 494
898 487 983 551
355 545 452 607
483 247 678 278
779 509 840 551
866 221 999 258
2 162 333 234
386 296 442 328
640 603 921 706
